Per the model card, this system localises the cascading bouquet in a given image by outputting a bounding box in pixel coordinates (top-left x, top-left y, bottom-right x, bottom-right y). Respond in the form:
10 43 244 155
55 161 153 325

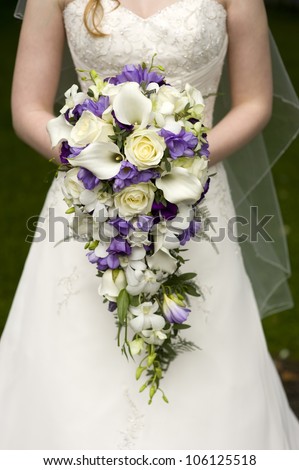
47 58 211 404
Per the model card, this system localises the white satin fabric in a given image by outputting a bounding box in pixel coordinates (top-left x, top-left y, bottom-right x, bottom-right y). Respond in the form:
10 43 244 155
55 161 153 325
1 0 299 449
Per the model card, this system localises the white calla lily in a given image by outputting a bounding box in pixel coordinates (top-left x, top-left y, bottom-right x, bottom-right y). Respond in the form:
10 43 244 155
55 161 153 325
156 167 203 204
147 247 178 274
47 114 72 148
67 142 123 179
113 82 152 129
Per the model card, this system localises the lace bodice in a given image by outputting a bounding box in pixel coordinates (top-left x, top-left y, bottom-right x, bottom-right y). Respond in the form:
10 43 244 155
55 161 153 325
63 0 228 126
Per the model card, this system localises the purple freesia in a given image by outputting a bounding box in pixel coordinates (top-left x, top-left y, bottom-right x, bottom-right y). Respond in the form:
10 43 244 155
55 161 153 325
160 129 198 159
107 64 165 87
200 133 210 158
70 96 110 121
163 294 191 324
109 217 132 236
86 251 99 264
97 254 120 271
113 164 160 192
152 200 178 221
78 168 100 190
178 220 202 246
60 142 83 164
108 301 117 312
136 215 155 232
107 236 132 256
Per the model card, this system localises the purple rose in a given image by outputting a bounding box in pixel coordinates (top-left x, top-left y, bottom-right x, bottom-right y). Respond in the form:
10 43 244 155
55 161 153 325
160 129 198 159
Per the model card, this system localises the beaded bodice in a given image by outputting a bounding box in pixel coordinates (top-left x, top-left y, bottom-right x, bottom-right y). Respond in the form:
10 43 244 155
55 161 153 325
63 0 228 126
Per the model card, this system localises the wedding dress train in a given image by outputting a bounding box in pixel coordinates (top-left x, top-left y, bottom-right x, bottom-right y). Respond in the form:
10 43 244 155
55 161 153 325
0 0 299 449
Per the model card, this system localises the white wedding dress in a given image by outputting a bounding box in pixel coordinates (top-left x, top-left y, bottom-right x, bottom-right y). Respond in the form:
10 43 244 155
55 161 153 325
1 0 299 450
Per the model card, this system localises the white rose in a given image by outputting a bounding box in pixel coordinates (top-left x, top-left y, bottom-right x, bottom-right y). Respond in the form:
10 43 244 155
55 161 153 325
63 168 85 203
124 129 165 170
70 111 114 147
114 182 156 217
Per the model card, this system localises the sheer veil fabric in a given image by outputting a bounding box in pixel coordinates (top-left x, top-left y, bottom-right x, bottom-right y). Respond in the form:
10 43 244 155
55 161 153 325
14 0 299 318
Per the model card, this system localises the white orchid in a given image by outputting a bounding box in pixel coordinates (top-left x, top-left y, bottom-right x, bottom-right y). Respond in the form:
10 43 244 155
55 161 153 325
60 84 86 115
98 269 127 301
141 328 168 346
156 166 203 204
119 246 147 271
129 301 165 333
67 142 123 180
125 266 161 296
112 82 152 129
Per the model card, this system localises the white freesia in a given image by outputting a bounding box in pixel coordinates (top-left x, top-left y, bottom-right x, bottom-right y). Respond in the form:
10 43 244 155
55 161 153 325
47 114 73 148
67 142 123 179
146 247 178 274
156 167 203 204
125 266 161 296
152 221 181 252
60 84 86 115
173 156 208 183
63 168 86 203
69 111 114 147
112 82 152 129
168 204 194 232
183 83 205 119
152 85 188 127
114 182 156 217
129 301 165 333
124 129 165 169
128 231 152 248
98 269 127 301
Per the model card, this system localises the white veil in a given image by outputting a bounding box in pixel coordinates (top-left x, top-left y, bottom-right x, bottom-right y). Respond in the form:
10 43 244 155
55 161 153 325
14 1 299 318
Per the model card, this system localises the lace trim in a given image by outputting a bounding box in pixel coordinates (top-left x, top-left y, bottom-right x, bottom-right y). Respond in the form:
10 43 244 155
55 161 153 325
116 389 145 450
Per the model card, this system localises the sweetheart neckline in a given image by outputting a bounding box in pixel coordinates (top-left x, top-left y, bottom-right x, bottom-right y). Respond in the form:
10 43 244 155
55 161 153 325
63 0 227 22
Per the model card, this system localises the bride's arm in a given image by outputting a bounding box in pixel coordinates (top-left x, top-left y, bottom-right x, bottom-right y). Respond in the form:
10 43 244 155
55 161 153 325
208 0 273 166
11 0 65 163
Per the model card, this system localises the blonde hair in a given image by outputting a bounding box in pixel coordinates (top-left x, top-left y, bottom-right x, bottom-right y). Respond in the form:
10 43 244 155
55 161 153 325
83 0 119 37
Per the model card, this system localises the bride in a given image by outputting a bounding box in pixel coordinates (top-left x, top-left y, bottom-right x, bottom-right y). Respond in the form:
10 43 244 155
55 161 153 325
0 0 299 449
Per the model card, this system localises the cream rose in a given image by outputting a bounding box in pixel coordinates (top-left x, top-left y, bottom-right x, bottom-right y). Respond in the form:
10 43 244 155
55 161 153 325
70 111 114 147
124 129 166 170
114 183 156 217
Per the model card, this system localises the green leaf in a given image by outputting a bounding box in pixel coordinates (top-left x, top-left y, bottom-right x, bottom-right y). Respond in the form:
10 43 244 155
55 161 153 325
117 289 130 326
172 323 191 330
178 272 197 281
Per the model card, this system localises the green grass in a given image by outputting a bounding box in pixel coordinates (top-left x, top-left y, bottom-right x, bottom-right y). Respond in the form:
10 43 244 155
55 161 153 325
0 5 298 360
